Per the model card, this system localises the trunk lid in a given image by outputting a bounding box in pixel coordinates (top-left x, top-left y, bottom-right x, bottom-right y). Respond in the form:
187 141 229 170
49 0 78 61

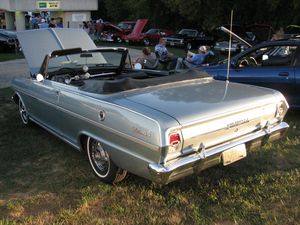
122 78 282 152
124 78 278 126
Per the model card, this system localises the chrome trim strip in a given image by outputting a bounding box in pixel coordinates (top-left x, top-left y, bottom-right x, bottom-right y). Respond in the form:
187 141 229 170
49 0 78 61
148 122 289 184
14 87 159 151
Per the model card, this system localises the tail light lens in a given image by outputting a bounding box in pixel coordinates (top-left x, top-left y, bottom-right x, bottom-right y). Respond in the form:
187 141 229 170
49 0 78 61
276 100 289 120
169 133 181 146
168 132 182 153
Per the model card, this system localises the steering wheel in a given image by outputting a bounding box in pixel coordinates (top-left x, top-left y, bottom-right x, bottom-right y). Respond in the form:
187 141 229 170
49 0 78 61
248 56 258 66
239 56 258 67
239 58 249 67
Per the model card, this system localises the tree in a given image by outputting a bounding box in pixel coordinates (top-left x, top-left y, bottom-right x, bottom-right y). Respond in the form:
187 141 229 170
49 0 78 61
92 0 300 31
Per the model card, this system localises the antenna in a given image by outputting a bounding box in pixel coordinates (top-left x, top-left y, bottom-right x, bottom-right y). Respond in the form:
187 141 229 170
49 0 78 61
226 10 234 82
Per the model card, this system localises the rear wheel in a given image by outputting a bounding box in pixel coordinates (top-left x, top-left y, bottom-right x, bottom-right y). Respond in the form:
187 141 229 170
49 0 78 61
86 137 127 184
186 42 192 50
18 98 30 125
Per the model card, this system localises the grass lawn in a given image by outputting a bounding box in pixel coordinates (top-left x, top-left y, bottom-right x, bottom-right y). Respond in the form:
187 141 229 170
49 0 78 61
0 87 299 224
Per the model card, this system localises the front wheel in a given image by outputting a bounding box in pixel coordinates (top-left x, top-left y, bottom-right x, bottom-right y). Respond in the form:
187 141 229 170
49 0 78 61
86 137 127 184
18 97 30 125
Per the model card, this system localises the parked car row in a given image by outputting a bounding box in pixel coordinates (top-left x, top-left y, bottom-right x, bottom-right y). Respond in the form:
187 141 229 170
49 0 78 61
0 29 19 52
97 20 276 53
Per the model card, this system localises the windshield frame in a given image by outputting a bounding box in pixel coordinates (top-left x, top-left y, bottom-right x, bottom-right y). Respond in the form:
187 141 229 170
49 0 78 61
40 47 129 79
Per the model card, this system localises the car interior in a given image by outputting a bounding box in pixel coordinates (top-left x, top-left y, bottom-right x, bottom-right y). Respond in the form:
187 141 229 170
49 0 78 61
237 45 298 67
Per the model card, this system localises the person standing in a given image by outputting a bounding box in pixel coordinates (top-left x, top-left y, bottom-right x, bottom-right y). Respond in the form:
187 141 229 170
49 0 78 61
48 18 56 28
39 18 48 29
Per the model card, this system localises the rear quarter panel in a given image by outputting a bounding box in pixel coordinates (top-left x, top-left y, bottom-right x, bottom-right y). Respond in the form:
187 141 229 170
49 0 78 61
56 86 166 179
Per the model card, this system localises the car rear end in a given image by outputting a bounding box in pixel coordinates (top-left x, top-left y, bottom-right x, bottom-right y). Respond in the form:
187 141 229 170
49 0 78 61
164 36 185 47
149 99 288 184
123 78 289 184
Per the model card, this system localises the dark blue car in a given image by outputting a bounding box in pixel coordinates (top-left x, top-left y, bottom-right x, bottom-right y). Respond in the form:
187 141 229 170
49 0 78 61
201 40 300 108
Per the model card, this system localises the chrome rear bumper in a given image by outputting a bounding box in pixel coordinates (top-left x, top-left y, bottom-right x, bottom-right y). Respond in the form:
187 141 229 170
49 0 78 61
148 122 289 185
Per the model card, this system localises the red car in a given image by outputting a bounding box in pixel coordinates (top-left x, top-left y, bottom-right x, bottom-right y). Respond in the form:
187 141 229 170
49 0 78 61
116 21 136 35
99 20 136 43
140 28 175 46
125 24 175 45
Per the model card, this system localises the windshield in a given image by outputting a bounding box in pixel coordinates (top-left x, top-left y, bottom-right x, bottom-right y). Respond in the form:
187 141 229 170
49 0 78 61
145 29 159 34
179 29 198 37
117 22 135 30
48 51 124 73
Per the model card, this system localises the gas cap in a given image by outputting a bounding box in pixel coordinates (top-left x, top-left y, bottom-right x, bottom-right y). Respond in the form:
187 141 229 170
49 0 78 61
99 110 106 121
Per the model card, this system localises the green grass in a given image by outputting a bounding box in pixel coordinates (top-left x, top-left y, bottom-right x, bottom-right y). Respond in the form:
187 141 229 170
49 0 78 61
0 87 299 224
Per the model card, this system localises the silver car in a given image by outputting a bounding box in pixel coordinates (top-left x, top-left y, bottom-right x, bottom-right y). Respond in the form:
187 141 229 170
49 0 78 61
11 28 289 185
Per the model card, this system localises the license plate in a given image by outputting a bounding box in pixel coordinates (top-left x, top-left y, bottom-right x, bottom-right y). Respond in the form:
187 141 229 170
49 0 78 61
222 144 247 166
170 42 175 46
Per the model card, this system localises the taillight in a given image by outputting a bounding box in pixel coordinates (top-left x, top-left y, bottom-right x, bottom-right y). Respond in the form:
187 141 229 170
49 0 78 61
276 100 288 120
169 133 181 146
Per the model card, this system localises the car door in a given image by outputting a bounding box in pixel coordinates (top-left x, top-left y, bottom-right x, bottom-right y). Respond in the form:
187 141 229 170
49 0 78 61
217 44 297 105
23 79 64 133
150 29 161 43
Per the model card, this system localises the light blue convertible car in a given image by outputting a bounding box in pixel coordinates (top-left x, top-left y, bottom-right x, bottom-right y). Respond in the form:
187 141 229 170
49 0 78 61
11 28 289 185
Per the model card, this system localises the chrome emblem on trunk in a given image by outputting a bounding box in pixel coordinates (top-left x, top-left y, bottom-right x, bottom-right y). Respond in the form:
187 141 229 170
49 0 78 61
227 118 249 129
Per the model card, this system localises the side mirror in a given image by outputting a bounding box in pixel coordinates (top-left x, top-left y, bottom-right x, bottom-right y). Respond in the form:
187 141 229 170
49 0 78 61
36 74 44 82
262 54 269 61
134 63 142 70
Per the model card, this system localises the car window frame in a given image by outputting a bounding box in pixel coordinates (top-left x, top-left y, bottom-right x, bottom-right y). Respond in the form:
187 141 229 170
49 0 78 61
236 44 298 68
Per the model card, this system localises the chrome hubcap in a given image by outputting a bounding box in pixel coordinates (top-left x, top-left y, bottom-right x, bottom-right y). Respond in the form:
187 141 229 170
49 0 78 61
19 100 29 124
90 140 110 177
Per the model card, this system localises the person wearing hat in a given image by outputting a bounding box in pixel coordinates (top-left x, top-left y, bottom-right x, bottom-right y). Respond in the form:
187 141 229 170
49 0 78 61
186 45 207 64
175 45 211 70
39 18 48 29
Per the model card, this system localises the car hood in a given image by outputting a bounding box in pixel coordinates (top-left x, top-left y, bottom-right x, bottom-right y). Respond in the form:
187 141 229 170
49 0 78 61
120 78 278 125
103 23 123 32
165 33 186 39
125 19 148 40
17 28 97 75
218 26 252 48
